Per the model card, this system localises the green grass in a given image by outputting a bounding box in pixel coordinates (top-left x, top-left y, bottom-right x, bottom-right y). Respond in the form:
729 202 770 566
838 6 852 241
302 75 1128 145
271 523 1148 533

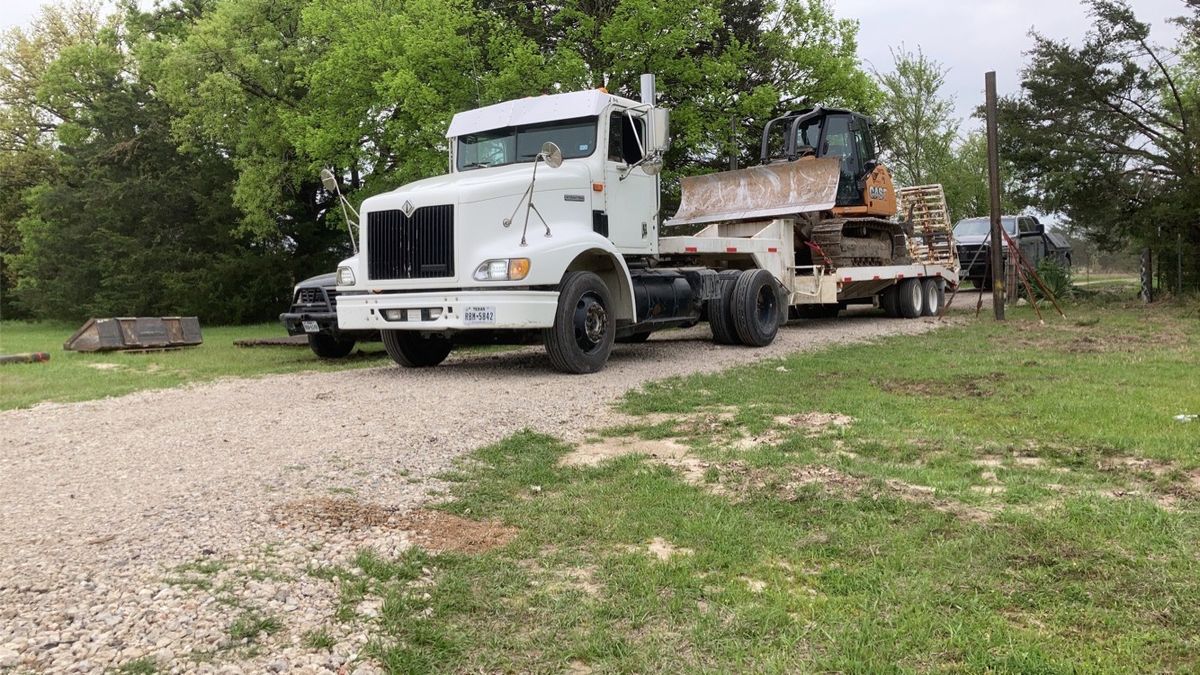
343 298 1199 673
228 611 283 642
0 321 388 410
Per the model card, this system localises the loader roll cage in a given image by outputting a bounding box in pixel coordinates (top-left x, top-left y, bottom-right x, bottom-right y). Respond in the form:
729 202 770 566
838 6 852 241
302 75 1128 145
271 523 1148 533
760 108 880 207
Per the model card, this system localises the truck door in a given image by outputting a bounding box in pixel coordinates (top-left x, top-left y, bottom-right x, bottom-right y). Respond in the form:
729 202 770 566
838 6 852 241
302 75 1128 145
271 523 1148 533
602 109 658 254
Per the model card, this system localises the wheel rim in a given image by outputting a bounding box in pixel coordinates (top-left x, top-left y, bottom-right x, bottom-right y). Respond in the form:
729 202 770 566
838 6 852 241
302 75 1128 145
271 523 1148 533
755 284 777 326
927 286 940 314
573 292 608 353
910 282 922 307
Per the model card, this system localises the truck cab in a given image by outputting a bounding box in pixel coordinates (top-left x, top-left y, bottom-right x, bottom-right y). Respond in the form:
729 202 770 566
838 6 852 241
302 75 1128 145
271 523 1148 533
335 88 672 372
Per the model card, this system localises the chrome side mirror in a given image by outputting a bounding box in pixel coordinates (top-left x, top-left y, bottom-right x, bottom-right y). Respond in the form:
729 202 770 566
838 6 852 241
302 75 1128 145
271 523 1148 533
540 142 563 169
641 155 663 176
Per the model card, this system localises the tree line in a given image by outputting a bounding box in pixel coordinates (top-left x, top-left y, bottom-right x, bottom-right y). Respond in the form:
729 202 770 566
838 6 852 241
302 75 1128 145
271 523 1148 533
1 0 1194 324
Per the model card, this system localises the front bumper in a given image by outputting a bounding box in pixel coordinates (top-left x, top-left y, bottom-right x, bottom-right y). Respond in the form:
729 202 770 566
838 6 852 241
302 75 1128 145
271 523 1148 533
336 290 560 331
280 310 338 336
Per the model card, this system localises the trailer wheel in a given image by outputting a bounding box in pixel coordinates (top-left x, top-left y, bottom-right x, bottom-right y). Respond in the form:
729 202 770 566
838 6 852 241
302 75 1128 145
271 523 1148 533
708 270 742 345
382 330 452 367
897 278 925 319
543 271 615 374
921 279 944 317
308 334 356 359
731 269 781 347
880 287 900 317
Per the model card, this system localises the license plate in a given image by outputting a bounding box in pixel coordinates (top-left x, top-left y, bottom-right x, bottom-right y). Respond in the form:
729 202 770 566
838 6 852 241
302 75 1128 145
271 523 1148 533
301 320 320 333
463 306 496 325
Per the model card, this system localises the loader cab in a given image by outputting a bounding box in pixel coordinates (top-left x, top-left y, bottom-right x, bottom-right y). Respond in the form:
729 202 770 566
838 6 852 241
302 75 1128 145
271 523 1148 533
760 108 879 207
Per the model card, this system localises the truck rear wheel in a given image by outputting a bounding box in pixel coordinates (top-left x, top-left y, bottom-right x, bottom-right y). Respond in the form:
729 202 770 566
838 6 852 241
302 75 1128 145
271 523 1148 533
731 269 781 347
307 334 356 359
543 271 615 374
381 330 452 367
708 270 742 345
897 278 924 319
921 279 944 317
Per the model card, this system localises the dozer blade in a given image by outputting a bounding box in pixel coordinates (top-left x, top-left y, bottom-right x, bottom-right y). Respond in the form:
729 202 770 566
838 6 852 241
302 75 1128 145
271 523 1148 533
666 157 841 226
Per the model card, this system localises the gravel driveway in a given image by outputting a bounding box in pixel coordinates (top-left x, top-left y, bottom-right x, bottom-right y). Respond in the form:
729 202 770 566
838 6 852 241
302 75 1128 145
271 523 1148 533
0 312 944 673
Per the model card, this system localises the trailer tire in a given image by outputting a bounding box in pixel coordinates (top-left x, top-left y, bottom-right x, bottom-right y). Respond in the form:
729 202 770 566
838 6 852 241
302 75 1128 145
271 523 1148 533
543 271 615 374
921 279 944 317
731 269 781 347
307 334 356 359
381 330 452 367
880 287 900 317
897 278 924 319
708 270 742 345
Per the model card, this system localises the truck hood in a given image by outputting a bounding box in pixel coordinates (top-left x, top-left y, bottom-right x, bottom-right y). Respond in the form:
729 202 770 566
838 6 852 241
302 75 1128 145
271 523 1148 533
361 162 594 213
955 234 991 245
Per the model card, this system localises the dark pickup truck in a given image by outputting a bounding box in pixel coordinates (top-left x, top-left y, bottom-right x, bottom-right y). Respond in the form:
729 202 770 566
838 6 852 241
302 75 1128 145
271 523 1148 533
953 215 1072 288
280 273 379 358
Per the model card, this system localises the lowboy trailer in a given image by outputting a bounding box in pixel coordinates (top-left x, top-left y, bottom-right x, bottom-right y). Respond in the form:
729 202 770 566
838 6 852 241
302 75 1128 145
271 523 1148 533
333 75 957 373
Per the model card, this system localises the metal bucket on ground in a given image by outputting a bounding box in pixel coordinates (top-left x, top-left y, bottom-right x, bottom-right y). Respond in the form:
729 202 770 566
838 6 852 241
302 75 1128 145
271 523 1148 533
64 317 203 352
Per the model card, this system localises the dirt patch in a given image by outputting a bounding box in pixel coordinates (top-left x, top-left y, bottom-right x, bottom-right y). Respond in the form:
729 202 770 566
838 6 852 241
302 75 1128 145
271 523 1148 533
875 375 1002 398
773 412 854 436
396 509 518 554
641 406 738 434
560 437 690 467
731 429 785 450
272 496 394 529
644 537 693 561
86 362 123 371
1098 456 1174 477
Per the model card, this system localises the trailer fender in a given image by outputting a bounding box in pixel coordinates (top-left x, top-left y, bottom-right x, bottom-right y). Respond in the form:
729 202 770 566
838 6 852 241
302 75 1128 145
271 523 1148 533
564 246 636 322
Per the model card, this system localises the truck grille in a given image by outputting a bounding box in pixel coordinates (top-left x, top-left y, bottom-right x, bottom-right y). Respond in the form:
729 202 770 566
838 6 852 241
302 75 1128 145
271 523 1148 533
293 287 337 311
366 205 455 280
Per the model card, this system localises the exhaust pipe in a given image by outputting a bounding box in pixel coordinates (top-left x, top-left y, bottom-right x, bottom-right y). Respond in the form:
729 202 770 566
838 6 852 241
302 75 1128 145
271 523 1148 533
640 73 656 106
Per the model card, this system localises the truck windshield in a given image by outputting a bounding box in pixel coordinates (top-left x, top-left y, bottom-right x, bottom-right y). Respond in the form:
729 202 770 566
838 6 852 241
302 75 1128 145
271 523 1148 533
456 117 598 171
954 217 1017 237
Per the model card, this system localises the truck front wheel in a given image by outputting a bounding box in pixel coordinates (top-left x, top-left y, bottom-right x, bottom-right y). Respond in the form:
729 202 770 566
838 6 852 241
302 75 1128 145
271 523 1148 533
731 269 781 347
308 334 356 359
381 330 452 368
544 271 615 374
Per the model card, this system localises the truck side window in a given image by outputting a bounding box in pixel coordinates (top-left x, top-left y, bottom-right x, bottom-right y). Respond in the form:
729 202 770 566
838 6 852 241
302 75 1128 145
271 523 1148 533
608 111 644 165
1018 218 1033 234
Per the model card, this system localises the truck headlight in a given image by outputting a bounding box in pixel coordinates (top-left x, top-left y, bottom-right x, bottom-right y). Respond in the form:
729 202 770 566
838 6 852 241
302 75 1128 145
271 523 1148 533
473 258 530 281
336 266 356 286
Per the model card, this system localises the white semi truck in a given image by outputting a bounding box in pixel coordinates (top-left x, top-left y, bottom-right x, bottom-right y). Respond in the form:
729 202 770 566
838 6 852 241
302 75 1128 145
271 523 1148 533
333 75 957 373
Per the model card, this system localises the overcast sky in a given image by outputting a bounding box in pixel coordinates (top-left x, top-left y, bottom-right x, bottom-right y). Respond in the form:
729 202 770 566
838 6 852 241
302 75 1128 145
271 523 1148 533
2 0 1189 127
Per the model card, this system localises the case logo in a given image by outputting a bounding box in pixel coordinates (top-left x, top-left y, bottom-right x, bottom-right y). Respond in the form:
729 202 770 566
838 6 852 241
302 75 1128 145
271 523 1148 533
869 186 887 201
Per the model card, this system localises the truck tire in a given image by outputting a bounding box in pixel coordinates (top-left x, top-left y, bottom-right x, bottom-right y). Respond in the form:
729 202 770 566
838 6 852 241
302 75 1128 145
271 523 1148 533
897 278 924 319
381 330 452 367
307 334 356 359
921 279 944 317
708 270 742 345
880 287 900 317
731 269 781 347
543 271 615 374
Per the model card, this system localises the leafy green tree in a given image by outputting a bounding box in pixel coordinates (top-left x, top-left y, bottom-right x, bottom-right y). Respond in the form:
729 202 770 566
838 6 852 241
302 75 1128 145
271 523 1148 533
872 46 957 188
7 2 292 321
0 1 109 318
999 0 1199 291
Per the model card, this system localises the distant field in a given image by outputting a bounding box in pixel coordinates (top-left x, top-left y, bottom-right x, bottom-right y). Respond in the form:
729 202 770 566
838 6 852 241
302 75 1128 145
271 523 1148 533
0 322 387 410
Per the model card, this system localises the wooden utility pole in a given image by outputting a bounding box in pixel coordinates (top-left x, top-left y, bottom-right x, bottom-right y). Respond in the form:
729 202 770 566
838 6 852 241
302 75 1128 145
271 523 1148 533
984 71 1005 320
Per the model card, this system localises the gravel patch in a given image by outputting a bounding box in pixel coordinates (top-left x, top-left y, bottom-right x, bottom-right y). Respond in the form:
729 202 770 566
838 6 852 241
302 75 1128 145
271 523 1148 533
0 311 945 672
